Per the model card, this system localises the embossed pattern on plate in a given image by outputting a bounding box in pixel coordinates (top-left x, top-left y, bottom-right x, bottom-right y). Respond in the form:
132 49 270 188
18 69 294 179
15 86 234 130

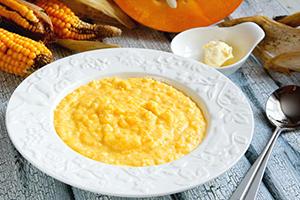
6 48 254 197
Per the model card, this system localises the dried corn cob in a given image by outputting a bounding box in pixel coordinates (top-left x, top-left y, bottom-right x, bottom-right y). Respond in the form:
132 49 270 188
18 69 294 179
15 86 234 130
0 28 53 76
35 0 122 40
0 0 53 41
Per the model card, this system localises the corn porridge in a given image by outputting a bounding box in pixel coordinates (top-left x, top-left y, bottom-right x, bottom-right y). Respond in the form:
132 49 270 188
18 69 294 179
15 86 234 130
54 77 206 166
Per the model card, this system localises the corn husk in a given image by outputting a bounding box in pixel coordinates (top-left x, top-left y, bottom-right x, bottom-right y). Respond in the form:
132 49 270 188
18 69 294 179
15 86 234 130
62 0 135 29
274 12 300 27
16 0 53 31
56 39 120 52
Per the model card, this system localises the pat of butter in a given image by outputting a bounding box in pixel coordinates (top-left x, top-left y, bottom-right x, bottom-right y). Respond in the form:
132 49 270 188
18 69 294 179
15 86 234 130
203 40 234 67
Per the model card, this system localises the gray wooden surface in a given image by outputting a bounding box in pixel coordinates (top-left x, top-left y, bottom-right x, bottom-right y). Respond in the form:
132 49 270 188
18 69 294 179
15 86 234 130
1 0 300 199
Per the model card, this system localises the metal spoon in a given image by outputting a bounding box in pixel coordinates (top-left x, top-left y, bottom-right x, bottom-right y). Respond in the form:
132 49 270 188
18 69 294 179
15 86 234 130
230 85 300 200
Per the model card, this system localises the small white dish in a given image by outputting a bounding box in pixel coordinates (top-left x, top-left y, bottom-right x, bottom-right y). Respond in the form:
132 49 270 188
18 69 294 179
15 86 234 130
171 22 265 75
6 48 254 197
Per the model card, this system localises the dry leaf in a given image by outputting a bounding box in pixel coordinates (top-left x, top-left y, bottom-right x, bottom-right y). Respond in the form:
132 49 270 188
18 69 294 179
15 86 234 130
62 0 135 29
221 15 300 73
56 39 120 52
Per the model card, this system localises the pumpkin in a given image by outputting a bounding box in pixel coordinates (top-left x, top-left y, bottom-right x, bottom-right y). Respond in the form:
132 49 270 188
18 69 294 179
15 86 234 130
114 0 243 32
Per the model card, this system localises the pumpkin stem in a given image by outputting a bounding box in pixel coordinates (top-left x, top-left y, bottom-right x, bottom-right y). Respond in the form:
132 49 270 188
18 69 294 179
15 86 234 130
166 0 177 8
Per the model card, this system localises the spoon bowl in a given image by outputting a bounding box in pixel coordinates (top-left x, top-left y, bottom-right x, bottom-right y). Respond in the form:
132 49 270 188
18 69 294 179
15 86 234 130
266 85 300 129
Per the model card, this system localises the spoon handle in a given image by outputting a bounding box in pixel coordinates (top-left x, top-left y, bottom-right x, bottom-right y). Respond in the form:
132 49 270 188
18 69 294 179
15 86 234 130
230 127 282 200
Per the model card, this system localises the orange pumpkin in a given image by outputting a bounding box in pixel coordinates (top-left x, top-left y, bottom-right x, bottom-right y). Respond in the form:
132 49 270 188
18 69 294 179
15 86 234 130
114 0 243 32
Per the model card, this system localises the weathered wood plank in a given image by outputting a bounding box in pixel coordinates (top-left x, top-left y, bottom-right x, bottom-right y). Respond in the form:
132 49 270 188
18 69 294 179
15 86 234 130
105 25 171 51
276 0 300 13
0 72 74 200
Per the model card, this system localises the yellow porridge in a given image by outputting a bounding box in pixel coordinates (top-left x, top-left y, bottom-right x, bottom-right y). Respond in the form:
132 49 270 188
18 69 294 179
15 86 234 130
54 77 206 166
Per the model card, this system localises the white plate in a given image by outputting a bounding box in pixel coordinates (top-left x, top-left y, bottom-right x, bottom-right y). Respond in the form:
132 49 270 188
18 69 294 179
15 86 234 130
6 48 254 197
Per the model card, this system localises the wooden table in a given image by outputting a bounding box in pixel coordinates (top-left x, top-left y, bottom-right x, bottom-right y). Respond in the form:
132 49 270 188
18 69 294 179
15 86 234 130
1 0 300 199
